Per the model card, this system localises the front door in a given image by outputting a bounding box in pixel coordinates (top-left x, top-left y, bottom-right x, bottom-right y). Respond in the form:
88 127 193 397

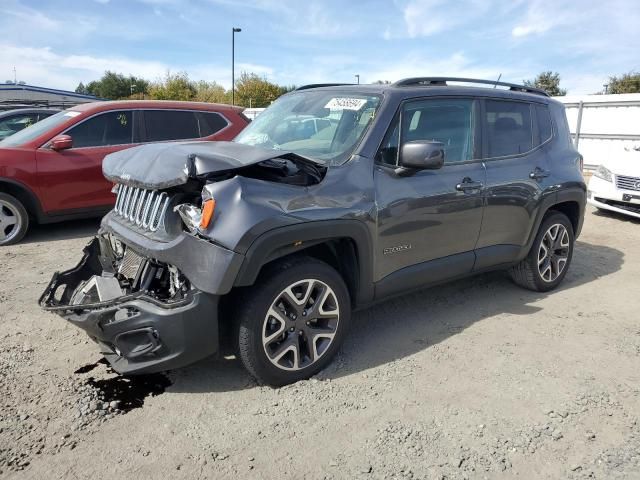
374 97 485 294
36 110 140 213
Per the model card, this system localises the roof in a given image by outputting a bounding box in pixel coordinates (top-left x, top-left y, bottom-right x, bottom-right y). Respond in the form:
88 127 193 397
0 83 100 100
69 99 245 113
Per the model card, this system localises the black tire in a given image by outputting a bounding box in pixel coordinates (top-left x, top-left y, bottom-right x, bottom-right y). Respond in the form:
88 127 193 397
509 211 575 292
236 256 351 387
0 193 29 246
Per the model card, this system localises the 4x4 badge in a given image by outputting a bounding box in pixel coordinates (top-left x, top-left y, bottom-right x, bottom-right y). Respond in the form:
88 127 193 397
383 244 412 255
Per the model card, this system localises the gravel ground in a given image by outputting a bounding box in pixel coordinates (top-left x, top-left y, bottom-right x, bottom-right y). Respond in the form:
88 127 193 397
1 206 639 479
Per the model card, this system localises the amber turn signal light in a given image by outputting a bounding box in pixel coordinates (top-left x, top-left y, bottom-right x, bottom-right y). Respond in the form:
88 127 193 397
199 198 216 229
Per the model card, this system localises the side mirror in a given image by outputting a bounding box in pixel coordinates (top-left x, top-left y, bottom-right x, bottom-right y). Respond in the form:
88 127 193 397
50 135 73 151
399 141 445 172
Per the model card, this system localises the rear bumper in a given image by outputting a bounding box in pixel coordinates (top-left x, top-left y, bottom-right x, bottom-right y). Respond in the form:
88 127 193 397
39 238 220 374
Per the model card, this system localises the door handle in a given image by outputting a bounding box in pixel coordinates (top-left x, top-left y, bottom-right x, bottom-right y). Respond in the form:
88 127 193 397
529 167 550 180
456 178 483 192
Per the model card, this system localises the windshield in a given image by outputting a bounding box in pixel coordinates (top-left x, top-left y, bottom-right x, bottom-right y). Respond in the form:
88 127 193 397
0 110 80 147
234 90 381 166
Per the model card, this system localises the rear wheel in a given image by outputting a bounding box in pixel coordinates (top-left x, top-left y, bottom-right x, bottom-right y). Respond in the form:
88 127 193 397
236 256 350 387
0 193 29 246
509 211 574 292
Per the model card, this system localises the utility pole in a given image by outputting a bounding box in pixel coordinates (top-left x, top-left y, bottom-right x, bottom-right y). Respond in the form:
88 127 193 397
13 66 17 84
355 74 360 85
232 27 242 105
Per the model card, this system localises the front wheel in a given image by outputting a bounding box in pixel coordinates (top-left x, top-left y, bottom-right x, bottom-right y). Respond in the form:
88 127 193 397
509 212 575 292
0 193 29 246
236 257 350 387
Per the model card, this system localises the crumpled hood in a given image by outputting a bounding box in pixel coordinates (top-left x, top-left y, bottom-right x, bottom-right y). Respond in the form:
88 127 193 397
103 140 321 189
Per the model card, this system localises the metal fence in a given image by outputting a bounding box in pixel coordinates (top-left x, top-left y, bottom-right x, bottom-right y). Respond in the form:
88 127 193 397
554 93 640 170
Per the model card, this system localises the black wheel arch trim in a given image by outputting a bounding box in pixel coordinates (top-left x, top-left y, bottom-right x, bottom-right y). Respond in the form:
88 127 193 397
0 177 45 220
233 219 375 306
519 185 585 262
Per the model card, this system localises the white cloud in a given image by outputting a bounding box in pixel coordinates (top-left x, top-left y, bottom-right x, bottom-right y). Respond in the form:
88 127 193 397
511 0 567 37
0 43 276 91
402 0 490 37
364 52 520 85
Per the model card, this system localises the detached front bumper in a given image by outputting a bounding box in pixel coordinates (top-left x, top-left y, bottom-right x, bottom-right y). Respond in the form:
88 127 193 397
39 238 220 375
588 176 640 219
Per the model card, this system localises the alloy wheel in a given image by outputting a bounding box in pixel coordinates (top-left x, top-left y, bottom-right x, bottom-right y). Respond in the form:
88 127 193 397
537 223 570 283
0 200 21 244
262 279 340 371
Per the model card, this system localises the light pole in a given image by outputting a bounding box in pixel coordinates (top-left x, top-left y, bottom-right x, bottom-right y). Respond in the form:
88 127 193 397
355 74 360 85
232 27 242 105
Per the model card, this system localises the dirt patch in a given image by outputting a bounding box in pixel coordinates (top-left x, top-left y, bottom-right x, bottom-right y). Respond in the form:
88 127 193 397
1 208 639 479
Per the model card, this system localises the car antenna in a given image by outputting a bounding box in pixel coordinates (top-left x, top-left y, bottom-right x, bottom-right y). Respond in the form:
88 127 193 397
493 73 502 88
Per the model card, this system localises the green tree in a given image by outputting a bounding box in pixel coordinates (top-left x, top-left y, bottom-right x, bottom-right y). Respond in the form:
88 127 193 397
194 80 231 104
234 72 284 107
75 82 88 94
524 71 567 96
80 71 150 99
607 72 640 94
148 71 196 101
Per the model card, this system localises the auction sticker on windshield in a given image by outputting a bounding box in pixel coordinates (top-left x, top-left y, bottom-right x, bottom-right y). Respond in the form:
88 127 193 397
325 98 368 110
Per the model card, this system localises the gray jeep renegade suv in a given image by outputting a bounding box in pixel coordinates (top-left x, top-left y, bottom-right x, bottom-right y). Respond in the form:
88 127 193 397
41 77 586 386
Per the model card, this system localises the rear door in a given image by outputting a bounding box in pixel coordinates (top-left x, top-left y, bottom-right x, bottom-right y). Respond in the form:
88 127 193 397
35 110 141 212
374 97 486 293
475 99 554 269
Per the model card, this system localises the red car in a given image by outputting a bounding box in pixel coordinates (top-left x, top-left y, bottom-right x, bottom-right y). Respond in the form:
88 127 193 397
0 101 249 245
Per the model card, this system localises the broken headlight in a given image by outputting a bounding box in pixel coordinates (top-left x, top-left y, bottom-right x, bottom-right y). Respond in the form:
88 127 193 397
174 191 216 233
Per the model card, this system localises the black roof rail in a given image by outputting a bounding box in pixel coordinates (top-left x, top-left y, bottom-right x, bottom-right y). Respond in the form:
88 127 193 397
294 83 354 91
392 77 550 97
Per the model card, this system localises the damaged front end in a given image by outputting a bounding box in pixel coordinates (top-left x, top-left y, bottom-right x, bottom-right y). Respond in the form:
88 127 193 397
39 235 220 374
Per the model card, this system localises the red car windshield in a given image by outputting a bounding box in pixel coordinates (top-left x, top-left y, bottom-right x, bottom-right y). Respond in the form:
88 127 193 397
0 110 81 147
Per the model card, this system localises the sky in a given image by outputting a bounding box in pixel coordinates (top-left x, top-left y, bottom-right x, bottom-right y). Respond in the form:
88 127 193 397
1 0 639 95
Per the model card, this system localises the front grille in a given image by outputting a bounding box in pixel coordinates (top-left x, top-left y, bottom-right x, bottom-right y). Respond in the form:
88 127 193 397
114 184 170 231
615 174 640 192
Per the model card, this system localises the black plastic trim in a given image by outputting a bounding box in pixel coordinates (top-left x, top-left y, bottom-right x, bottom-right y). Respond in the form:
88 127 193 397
473 244 521 271
374 251 475 300
234 219 375 305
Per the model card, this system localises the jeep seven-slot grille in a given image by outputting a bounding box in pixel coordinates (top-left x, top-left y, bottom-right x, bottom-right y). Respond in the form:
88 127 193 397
114 184 170 231
616 175 640 192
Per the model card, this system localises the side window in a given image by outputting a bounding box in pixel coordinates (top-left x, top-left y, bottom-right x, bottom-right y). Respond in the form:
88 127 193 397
485 100 533 157
0 114 38 133
67 111 133 148
196 112 228 137
144 110 199 142
534 103 553 145
402 98 475 164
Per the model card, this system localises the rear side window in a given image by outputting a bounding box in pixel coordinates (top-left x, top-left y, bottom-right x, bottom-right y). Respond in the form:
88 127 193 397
144 110 199 142
534 103 553 145
196 112 228 137
67 111 134 148
485 100 532 157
